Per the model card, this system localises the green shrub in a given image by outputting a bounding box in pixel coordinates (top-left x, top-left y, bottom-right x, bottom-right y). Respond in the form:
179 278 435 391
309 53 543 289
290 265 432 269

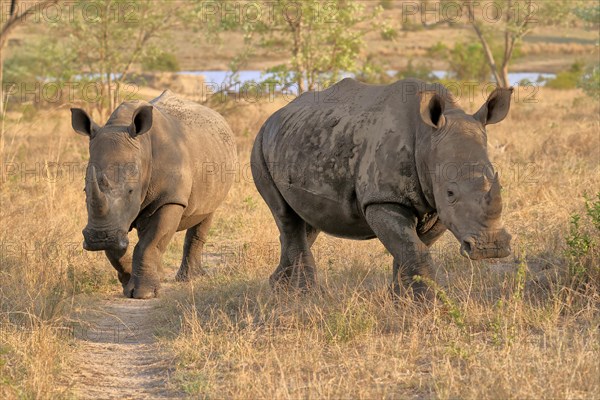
323 306 375 343
578 64 600 99
565 192 600 287
447 42 490 81
428 40 522 82
355 56 394 84
380 26 399 41
395 59 437 81
427 41 448 58
573 4 600 29
545 62 585 89
141 51 180 72
402 18 423 32
379 0 393 10
3 39 77 84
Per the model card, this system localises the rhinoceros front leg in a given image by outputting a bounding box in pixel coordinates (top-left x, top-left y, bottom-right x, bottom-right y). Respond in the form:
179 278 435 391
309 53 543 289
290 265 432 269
175 213 214 282
365 203 433 299
419 219 447 247
125 204 184 299
105 246 133 289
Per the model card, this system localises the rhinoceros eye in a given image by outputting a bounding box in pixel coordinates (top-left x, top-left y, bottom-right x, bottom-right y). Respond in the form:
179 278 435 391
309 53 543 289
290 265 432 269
447 189 458 205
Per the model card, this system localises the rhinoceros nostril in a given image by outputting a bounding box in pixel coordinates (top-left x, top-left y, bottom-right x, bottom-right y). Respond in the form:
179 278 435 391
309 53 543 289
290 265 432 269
460 237 477 258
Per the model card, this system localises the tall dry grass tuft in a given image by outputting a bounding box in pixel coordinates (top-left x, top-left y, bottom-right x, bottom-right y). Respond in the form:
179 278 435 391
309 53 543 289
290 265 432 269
0 108 117 398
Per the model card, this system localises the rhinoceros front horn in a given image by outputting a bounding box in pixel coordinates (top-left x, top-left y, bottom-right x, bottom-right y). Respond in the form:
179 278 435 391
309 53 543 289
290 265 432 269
485 172 502 217
87 165 108 215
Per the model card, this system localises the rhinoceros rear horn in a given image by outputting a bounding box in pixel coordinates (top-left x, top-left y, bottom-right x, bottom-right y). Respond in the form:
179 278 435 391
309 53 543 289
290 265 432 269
419 91 446 129
129 105 154 137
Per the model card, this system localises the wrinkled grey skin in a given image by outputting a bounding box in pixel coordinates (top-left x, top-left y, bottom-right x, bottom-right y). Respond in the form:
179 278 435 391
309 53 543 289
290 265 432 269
251 78 512 296
72 90 237 299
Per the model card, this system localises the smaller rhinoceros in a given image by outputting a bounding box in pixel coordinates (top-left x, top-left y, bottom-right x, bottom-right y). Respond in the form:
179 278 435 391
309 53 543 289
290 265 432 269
251 78 512 297
72 90 237 299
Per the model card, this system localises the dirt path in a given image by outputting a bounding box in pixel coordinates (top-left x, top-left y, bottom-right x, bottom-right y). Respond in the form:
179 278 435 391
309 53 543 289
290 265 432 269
66 284 184 400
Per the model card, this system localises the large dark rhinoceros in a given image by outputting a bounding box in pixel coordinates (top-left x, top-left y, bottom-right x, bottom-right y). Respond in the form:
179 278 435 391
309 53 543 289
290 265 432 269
251 78 513 296
72 90 237 299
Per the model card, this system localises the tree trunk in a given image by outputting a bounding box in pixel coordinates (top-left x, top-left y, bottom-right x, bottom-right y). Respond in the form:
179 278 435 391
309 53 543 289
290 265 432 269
500 66 509 88
0 44 4 115
290 19 305 94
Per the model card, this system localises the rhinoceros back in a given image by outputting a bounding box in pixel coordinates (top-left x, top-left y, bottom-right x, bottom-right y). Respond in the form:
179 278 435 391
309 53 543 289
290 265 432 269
147 91 237 220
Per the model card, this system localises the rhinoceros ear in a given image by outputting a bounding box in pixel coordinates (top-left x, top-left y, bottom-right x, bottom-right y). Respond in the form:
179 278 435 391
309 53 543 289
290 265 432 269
474 87 513 126
129 105 153 137
419 91 446 129
71 108 99 138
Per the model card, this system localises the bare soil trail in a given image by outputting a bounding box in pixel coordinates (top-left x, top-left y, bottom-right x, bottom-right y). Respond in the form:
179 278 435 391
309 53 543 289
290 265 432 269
65 282 185 400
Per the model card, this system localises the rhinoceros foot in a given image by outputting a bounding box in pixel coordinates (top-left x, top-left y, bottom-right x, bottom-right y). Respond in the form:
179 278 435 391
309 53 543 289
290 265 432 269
174 265 207 283
174 270 189 283
269 264 317 292
117 271 131 286
123 275 160 299
390 281 435 304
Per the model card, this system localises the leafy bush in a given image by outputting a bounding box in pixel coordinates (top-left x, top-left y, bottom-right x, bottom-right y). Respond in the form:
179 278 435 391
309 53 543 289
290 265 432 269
573 4 600 29
3 39 77 84
447 42 490 81
546 62 585 89
578 64 600 99
402 18 423 32
355 56 394 85
565 192 600 287
324 306 375 343
429 41 491 82
380 25 399 41
428 39 522 83
395 59 437 81
141 51 180 72
379 0 393 10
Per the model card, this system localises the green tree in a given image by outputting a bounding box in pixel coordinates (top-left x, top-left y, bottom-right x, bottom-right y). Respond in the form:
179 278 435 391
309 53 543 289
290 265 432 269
0 0 59 114
537 0 593 27
573 3 600 29
465 0 536 87
257 0 382 93
199 0 382 94
60 0 186 115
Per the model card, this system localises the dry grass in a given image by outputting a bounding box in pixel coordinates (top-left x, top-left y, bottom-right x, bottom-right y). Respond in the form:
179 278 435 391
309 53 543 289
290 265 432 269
1 86 599 398
0 108 117 399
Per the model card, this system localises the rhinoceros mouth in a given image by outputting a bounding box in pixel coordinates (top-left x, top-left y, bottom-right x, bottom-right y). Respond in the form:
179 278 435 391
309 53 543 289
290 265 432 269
82 228 128 251
460 235 511 260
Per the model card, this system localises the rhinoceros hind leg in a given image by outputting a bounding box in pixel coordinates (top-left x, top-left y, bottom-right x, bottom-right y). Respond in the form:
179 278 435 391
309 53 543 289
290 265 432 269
251 130 318 290
269 211 318 290
306 224 320 248
175 213 214 282
268 221 320 289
